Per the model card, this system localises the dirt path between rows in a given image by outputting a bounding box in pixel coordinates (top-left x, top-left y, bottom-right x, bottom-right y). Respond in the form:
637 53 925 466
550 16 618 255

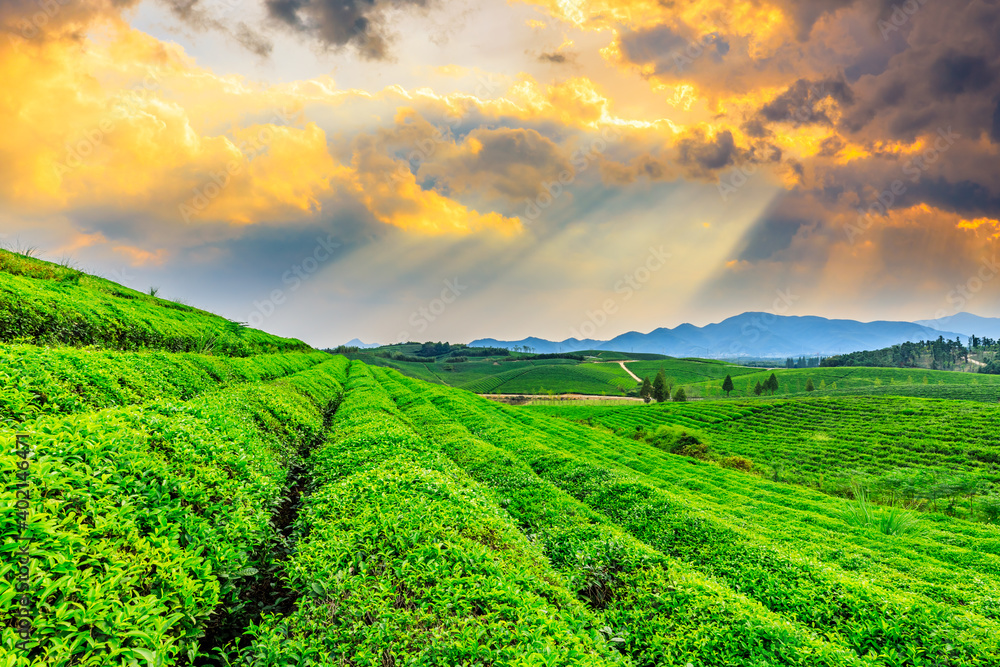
590 359 642 382
617 361 641 382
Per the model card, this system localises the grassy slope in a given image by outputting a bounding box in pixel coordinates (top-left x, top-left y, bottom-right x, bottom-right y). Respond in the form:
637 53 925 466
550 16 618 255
678 365 1000 401
376 368 1000 667
0 250 309 355
528 394 1000 490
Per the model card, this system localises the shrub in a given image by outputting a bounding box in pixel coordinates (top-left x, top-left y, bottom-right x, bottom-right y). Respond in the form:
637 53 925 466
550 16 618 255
647 425 709 459
980 495 1000 522
720 455 754 472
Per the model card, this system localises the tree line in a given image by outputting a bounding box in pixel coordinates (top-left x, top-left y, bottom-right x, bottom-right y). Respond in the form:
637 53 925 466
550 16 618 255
822 335 1000 372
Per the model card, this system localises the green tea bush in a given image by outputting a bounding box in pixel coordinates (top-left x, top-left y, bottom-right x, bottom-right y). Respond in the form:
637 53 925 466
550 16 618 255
0 345 328 425
233 363 623 666
0 358 348 665
0 251 309 355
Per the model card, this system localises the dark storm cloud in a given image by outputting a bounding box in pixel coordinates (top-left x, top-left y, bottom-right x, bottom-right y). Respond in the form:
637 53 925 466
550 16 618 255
264 0 432 60
840 1 1000 142
618 23 729 76
911 177 1000 220
992 97 1000 143
929 53 995 97
759 76 855 126
678 129 736 173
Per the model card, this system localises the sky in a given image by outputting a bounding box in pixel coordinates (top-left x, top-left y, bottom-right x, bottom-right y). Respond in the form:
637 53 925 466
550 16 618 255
1 0 999 347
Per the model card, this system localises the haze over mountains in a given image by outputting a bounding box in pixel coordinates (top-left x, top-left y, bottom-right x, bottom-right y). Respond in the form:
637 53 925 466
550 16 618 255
469 313 999 359
915 313 1000 340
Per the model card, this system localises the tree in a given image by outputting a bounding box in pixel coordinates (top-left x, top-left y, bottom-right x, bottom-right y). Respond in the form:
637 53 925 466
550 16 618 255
653 369 668 402
765 373 779 395
722 374 734 397
640 376 653 403
754 380 763 396
806 378 815 392
673 387 687 402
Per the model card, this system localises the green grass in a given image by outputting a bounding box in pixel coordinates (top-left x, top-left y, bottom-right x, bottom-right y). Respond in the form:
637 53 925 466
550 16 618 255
527 395 1000 491
373 368 1000 666
624 358 760 385
678 365 1000 401
0 249 309 355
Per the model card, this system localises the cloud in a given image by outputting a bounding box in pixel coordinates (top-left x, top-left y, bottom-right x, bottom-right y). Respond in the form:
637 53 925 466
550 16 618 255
264 0 433 60
418 126 574 203
538 51 569 64
758 76 854 126
678 128 736 172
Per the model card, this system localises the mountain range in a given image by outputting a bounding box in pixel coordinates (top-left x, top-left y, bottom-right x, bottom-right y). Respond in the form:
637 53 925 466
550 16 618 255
469 312 1000 358
915 313 1000 340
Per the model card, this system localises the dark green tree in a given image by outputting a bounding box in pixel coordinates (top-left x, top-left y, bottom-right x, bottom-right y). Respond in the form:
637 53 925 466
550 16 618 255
754 380 763 396
806 378 815 392
640 376 653 403
653 369 668 402
765 372 779 394
673 387 687 402
722 374 734 397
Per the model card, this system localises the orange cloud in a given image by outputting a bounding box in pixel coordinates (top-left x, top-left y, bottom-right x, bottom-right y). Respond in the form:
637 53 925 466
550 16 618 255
0 21 527 238
114 245 168 266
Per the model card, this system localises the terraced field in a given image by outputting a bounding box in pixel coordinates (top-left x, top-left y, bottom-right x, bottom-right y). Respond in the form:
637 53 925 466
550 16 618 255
678 365 1000 402
625 358 761 385
6 252 1000 666
529 395 1000 490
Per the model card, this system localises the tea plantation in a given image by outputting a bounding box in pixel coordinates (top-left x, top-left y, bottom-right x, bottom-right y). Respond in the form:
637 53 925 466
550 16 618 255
4 252 1000 666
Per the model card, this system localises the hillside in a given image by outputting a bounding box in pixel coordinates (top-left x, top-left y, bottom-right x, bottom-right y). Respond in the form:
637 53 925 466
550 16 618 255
5 251 1000 666
0 249 309 355
335 344 776 396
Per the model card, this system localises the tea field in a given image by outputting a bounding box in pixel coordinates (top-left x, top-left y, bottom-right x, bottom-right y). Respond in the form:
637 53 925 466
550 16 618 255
4 251 1000 666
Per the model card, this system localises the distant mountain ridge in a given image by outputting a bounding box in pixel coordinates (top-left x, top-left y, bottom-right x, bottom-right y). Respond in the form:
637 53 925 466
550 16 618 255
344 338 381 349
915 313 1000 339
471 312 971 358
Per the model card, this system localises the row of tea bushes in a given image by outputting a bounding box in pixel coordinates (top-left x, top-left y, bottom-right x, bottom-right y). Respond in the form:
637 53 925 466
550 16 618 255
0 346 329 425
234 362 626 666
0 358 348 666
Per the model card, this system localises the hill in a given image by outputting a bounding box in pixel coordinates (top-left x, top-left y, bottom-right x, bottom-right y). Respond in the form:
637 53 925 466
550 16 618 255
334 344 777 396
5 249 1000 666
472 312 966 358
0 249 310 355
